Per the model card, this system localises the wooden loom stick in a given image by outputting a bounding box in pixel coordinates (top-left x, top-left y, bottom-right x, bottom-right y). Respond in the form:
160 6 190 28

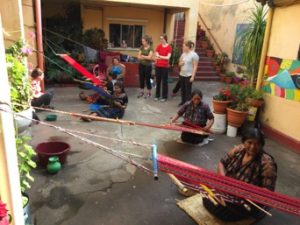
32 107 209 135
246 199 272 217
168 173 188 194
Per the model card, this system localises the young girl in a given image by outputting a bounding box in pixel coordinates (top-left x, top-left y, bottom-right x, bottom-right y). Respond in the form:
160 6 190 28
178 41 199 106
30 68 54 108
171 89 214 144
82 81 128 120
137 35 153 99
155 34 172 102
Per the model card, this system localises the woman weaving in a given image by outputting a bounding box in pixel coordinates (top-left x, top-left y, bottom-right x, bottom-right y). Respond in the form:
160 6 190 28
203 128 277 221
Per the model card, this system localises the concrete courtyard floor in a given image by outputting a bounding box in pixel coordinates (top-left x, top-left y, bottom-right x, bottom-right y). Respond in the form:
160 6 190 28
29 82 300 225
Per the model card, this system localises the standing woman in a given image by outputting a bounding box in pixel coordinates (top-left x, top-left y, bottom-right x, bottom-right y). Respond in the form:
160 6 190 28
155 34 172 102
137 35 153 99
178 41 199 106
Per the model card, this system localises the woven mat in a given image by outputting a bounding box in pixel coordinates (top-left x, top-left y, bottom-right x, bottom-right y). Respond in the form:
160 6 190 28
177 194 256 225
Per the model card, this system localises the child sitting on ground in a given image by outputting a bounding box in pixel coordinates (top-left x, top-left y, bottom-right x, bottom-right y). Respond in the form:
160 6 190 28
30 68 54 108
81 81 128 120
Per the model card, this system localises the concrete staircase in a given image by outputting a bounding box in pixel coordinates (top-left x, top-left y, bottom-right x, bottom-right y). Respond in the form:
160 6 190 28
171 19 220 81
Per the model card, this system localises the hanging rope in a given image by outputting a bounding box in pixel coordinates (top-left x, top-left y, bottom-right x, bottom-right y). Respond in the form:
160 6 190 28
0 105 152 174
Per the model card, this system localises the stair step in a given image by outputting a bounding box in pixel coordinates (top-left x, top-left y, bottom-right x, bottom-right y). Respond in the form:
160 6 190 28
198 64 215 71
195 76 220 81
196 71 217 76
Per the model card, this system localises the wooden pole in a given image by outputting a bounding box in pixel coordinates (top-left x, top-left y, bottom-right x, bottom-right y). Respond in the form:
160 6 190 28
256 8 274 90
0 15 25 225
35 0 45 91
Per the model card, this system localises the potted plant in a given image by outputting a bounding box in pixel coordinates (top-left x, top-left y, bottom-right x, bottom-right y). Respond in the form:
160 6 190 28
206 42 215 58
224 71 235 84
200 36 209 49
236 5 267 86
248 88 264 107
227 85 249 127
16 134 36 225
212 87 231 114
6 40 33 133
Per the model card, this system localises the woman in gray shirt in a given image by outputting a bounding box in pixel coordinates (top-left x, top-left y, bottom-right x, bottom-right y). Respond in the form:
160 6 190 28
178 41 199 106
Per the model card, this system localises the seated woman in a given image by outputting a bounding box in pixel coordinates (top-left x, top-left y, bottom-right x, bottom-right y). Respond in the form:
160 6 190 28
30 68 54 108
106 57 126 81
203 128 277 221
171 89 214 145
82 81 128 120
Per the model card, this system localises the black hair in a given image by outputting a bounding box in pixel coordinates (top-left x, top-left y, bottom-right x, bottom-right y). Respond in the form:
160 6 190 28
241 128 265 146
184 40 195 49
31 68 43 79
112 57 120 63
114 81 125 93
191 89 203 98
108 72 117 80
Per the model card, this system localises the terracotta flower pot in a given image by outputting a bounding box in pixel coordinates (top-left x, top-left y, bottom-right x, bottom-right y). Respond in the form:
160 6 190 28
227 107 248 128
225 77 232 84
212 100 231 114
248 98 264 108
206 49 215 58
200 41 209 49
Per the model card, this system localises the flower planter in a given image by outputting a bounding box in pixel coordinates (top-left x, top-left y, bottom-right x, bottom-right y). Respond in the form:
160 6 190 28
212 100 231 114
15 107 33 133
227 107 248 128
200 41 209 49
23 193 32 225
206 49 215 58
211 113 227 134
248 98 264 108
225 77 232 84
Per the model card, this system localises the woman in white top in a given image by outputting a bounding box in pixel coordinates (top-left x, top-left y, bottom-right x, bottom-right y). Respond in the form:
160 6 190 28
178 41 199 106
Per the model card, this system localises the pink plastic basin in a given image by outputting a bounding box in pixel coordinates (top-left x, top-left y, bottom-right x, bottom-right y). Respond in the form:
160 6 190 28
36 142 70 167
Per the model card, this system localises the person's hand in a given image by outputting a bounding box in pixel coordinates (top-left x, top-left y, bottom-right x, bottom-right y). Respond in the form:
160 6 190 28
170 116 176 124
189 77 194 83
234 144 245 151
202 126 210 132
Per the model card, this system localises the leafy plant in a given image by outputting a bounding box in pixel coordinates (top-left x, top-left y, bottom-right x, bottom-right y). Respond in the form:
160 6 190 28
169 43 180 66
82 28 108 51
213 87 231 101
225 71 235 77
228 84 250 112
16 135 36 193
6 42 32 113
207 42 214 50
236 5 267 86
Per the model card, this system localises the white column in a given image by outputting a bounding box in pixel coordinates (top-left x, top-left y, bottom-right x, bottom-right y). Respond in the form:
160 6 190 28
0 15 25 225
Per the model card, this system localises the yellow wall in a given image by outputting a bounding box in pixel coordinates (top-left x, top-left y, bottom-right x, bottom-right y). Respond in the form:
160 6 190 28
0 0 25 46
262 4 300 141
81 5 103 30
198 0 259 70
22 0 38 69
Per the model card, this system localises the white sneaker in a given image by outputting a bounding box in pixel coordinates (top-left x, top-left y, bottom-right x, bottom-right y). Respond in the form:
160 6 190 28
154 97 159 101
160 98 167 102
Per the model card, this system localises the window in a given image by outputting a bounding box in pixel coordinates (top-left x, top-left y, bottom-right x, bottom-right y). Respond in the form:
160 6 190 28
109 24 144 48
